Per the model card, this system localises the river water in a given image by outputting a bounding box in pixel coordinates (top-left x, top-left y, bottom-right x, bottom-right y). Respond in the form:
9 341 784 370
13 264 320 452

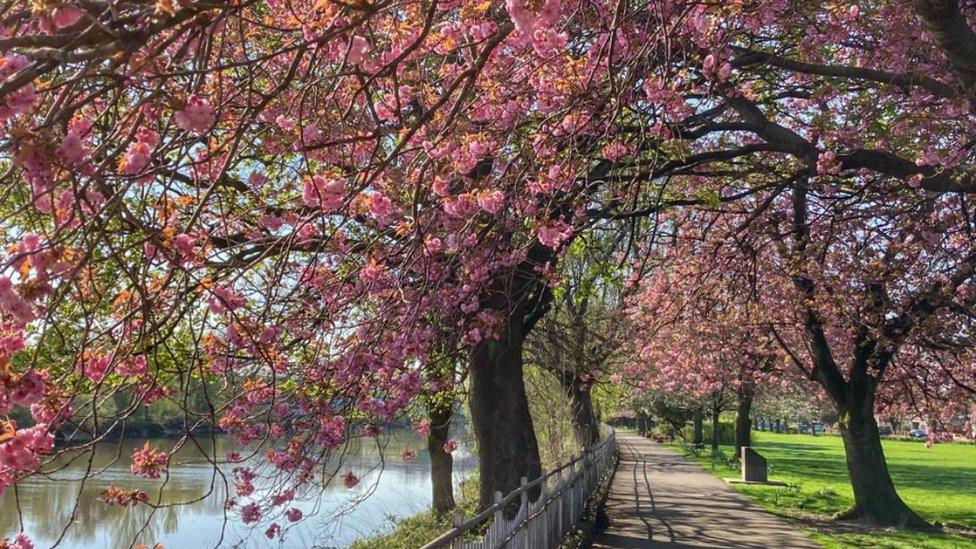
0 433 475 548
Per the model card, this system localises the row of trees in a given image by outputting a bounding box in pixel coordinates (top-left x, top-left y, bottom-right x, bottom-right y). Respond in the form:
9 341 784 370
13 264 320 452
2 0 976 543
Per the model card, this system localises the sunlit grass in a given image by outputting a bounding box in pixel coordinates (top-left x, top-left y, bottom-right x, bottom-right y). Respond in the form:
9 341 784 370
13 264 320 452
679 431 976 548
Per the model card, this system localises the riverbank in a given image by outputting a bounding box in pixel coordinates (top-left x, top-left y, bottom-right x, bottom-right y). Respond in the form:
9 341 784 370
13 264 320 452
349 475 480 549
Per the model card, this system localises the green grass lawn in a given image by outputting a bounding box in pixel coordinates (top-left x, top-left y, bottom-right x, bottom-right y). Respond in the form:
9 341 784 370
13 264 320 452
678 431 976 548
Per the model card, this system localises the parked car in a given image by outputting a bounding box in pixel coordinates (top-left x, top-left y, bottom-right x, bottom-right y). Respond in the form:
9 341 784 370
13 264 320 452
908 428 927 439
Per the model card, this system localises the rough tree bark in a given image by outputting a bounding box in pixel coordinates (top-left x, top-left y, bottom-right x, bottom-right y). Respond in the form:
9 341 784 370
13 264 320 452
829 376 930 528
637 410 649 436
469 245 550 514
561 373 600 449
913 0 976 94
427 403 455 514
692 409 703 446
470 319 543 514
733 383 755 460
710 404 721 455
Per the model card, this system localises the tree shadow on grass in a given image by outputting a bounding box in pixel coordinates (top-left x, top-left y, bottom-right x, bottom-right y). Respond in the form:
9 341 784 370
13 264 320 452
790 513 976 546
749 439 976 527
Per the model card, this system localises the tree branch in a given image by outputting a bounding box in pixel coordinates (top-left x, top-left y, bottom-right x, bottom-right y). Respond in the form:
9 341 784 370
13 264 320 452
914 0 976 96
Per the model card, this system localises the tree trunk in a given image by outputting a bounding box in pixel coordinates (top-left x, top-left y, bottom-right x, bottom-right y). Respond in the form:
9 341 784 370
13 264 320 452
427 403 455 514
733 388 754 460
469 322 542 514
835 403 930 528
692 409 703 446
710 406 720 455
562 375 600 449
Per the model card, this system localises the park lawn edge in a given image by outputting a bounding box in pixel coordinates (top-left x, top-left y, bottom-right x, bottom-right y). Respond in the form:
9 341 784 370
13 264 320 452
665 433 976 549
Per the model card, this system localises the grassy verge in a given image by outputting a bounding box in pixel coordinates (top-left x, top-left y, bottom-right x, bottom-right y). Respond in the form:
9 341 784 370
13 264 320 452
348 476 480 549
673 431 976 548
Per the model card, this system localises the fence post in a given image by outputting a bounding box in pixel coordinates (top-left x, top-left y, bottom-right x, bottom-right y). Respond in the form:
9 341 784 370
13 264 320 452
493 490 504 548
418 426 616 549
450 511 463 549
556 460 563 544
519 476 528 549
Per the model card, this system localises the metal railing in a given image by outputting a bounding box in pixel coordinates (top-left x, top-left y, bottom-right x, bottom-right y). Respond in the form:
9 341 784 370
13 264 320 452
421 426 617 549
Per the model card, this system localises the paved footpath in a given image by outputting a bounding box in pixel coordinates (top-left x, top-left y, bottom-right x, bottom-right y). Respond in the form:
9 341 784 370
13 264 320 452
591 432 820 548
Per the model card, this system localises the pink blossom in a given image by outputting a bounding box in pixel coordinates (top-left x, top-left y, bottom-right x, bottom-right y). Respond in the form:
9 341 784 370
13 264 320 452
241 502 262 524
347 36 369 64
0 54 33 119
301 124 321 145
56 132 87 165
537 221 573 249
4 84 36 116
399 446 417 461
0 425 53 473
0 276 35 323
477 190 504 214
431 177 450 196
174 95 216 133
11 371 44 405
423 236 443 255
602 142 628 162
52 6 83 28
130 443 168 478
265 523 280 539
367 192 394 223
173 233 196 257
275 115 295 130
143 242 159 263
1 532 33 549
81 353 112 382
119 141 152 176
442 438 457 453
505 0 560 36
302 176 345 211
342 470 359 488
234 466 257 496
270 488 295 506
316 414 345 448
702 54 715 71
209 285 246 314
285 507 303 522
116 355 147 377
414 419 431 435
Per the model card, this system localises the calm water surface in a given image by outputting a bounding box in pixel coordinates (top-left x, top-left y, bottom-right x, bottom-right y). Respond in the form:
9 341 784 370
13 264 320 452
0 433 474 548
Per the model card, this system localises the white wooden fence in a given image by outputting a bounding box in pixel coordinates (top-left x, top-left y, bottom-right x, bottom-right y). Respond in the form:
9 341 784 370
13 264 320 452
421 426 617 549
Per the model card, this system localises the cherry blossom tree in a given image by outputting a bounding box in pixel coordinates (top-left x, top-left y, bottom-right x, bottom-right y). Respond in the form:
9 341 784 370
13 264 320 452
625 181 976 529
623 233 792 458
615 0 976 529
0 0 683 532
4 0 976 541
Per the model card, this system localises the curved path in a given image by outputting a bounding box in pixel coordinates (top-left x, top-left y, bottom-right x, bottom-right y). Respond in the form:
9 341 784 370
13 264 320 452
590 432 820 548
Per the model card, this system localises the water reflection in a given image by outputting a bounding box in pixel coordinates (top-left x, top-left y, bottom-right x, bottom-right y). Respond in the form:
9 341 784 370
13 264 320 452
1 434 475 548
